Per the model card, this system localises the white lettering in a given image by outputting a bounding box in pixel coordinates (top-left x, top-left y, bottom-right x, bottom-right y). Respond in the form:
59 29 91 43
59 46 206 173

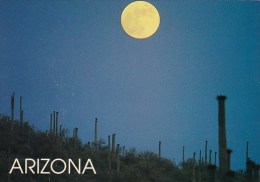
9 159 24 174
37 159 40 174
40 158 50 174
50 158 67 174
82 159 96 174
8 158 96 175
68 159 81 174
25 158 36 174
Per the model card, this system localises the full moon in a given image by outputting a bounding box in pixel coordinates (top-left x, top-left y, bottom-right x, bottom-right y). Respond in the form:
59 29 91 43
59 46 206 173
121 1 160 39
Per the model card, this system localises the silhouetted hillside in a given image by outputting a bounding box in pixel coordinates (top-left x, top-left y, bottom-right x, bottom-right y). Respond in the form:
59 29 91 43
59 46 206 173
0 114 253 182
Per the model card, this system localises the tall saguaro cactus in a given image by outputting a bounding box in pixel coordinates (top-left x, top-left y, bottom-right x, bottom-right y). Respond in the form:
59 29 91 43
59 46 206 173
11 92 15 122
50 114 53 135
246 141 249 163
159 141 161 158
192 152 196 182
19 96 23 127
217 95 228 174
108 135 111 150
116 144 120 173
182 146 185 164
74 127 78 139
94 118 98 148
112 133 116 158
56 112 58 136
53 111 56 135
205 140 208 165
108 135 111 170
214 152 217 166
209 150 212 165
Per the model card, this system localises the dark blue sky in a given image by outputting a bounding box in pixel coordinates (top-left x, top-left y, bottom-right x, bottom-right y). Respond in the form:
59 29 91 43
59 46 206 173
0 1 259 170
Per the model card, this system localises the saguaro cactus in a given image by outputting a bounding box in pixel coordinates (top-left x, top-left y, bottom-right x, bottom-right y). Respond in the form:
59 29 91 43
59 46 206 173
214 152 217 166
112 133 116 157
19 96 23 127
217 95 228 174
198 150 202 182
108 135 111 150
11 92 15 122
209 150 212 165
50 114 53 135
246 141 249 163
199 150 202 163
159 141 161 158
116 144 120 173
205 140 208 165
122 146 125 157
94 118 98 147
53 111 56 135
182 146 185 164
73 128 78 139
108 135 111 170
59 125 62 136
192 152 196 182
56 112 58 136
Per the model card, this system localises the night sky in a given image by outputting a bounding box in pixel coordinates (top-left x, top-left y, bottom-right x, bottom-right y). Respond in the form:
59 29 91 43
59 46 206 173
0 1 259 170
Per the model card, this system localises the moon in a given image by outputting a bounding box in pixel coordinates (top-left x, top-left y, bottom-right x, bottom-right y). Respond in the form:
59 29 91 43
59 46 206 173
121 1 160 39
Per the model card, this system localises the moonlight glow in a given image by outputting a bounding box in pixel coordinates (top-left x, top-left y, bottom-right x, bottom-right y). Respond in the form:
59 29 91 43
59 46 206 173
121 1 160 39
